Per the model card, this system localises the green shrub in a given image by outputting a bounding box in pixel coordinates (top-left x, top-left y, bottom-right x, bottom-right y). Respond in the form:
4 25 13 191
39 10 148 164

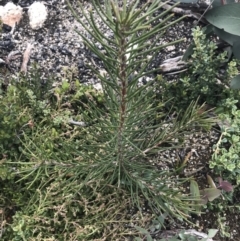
211 100 240 184
0 66 105 240
160 27 239 110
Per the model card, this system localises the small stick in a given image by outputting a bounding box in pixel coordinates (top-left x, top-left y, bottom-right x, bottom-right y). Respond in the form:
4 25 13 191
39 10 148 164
159 55 187 73
6 50 22 65
20 43 33 74
160 3 204 22
69 119 87 127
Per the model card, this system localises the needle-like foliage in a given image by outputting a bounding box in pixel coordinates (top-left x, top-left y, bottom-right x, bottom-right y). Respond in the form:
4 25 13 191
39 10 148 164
66 0 214 219
0 1 219 240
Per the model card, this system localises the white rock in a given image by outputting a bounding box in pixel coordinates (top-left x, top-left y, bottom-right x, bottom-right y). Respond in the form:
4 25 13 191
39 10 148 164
0 2 23 27
166 45 176 51
93 83 103 91
28 2 48 30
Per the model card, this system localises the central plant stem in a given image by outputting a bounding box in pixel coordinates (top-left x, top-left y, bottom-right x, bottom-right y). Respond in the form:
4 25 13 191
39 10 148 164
117 28 128 186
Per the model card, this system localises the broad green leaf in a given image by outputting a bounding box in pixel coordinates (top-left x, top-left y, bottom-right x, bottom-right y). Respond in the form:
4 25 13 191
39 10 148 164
233 41 240 60
147 234 153 241
230 74 240 89
200 188 221 202
157 213 167 225
208 229 218 238
190 180 202 211
213 26 240 45
212 0 236 8
205 4 240 36
190 180 200 198
179 232 197 241
207 174 217 188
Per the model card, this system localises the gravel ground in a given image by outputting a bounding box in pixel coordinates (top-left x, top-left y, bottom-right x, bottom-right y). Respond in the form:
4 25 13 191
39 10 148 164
0 0 239 240
0 0 195 87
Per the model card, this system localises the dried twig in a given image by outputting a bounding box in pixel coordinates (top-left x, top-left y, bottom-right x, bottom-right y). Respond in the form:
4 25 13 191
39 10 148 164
68 119 87 127
20 43 33 74
161 3 204 22
158 229 218 241
158 56 188 74
6 50 22 65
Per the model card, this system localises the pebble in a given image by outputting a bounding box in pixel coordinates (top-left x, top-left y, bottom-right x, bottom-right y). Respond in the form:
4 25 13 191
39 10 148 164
28 2 48 30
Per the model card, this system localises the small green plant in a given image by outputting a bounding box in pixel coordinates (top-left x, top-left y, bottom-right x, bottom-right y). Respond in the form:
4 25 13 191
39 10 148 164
210 100 240 184
190 175 233 206
206 99 240 236
160 26 239 110
178 0 240 87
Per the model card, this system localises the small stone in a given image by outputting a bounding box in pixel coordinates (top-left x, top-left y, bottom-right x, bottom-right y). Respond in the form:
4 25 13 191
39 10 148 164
28 2 48 30
93 83 102 91
166 45 176 51
59 47 72 56
0 2 23 27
